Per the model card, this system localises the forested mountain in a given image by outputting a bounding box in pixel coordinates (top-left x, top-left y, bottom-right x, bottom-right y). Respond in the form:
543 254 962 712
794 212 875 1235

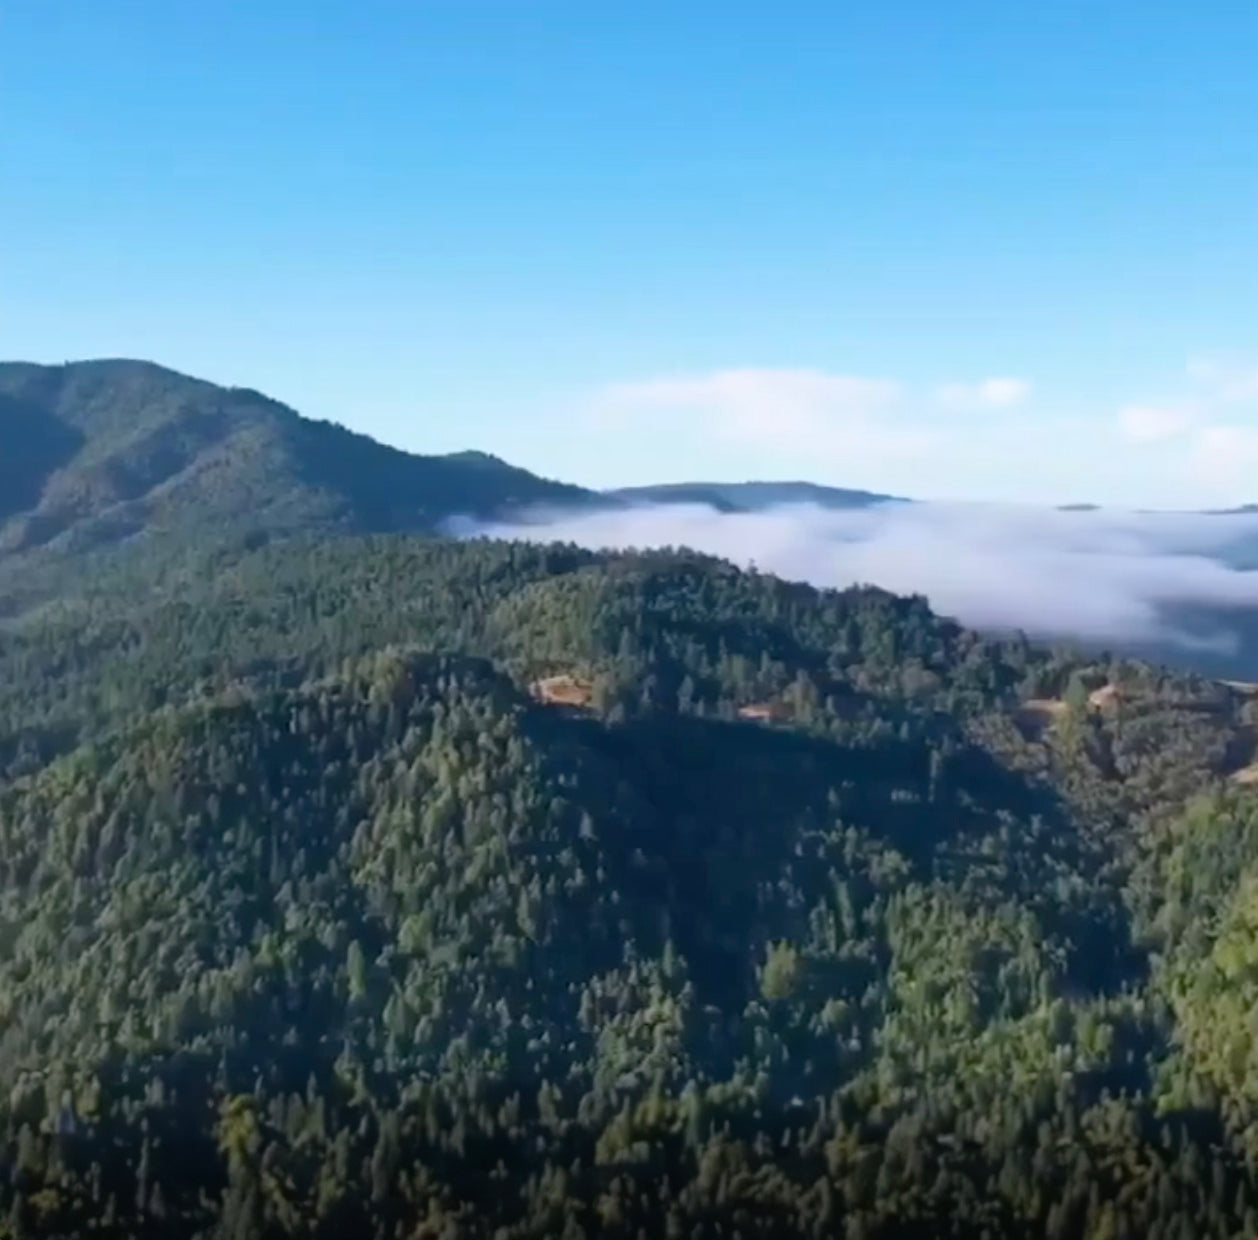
608 481 902 512
0 358 909 614
8 357 1258 690
2 531 1258 1238
0 361 594 606
7 359 1258 1236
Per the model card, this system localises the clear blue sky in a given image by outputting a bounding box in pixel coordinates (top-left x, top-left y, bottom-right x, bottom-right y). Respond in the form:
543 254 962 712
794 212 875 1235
3 2 1257 507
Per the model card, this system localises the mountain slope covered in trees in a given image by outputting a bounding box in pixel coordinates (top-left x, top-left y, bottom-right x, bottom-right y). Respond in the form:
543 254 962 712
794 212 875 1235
607 481 903 512
0 360 595 607
2 534 1258 1236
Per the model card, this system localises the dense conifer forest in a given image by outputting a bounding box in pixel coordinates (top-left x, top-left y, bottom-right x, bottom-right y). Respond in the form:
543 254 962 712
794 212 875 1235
0 526 1257 1238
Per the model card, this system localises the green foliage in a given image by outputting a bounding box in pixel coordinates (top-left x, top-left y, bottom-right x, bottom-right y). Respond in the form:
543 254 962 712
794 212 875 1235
0 524 1252 1236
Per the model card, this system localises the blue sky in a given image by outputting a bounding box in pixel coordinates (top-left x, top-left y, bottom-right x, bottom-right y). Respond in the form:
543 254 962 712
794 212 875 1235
3 2 1257 507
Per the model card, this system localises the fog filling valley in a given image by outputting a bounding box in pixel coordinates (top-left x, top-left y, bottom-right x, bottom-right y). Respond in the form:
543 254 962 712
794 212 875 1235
460 501 1258 668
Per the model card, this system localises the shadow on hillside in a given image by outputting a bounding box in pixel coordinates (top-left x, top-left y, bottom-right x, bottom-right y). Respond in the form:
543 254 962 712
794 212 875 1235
0 394 84 524
520 705 1142 1005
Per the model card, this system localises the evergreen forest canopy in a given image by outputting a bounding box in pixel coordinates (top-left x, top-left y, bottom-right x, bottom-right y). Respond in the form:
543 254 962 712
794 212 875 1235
6 361 1258 1237
2 528 1258 1239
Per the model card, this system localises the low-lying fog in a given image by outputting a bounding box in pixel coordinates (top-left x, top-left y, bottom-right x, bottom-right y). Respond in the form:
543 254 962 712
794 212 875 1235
455 500 1258 671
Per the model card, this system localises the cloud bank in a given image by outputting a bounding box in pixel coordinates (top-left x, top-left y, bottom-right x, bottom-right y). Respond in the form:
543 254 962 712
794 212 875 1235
462 500 1258 659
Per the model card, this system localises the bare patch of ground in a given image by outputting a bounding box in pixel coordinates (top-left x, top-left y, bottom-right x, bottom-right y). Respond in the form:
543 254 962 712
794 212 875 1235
737 702 790 723
1088 684 1120 710
530 674 594 708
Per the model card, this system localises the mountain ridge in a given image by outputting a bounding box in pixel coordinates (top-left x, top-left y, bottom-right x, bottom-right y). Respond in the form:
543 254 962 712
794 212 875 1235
606 479 905 512
7 359 1251 566
0 358 597 566
5 357 1258 685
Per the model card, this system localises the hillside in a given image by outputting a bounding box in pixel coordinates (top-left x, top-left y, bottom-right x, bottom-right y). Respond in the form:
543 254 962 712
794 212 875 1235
0 360 595 605
2 535 1258 1236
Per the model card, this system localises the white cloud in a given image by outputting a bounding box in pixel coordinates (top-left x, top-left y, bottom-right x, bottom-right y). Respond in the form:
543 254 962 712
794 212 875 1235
599 368 898 430
1188 357 1258 403
1118 403 1194 444
935 377 1031 409
595 368 932 463
463 500 1258 656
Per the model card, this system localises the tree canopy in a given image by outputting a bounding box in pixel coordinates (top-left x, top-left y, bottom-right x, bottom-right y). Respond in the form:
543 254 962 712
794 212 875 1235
0 530 1256 1237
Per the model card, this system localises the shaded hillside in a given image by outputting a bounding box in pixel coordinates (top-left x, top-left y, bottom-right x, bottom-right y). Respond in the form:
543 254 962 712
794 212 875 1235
0 360 594 599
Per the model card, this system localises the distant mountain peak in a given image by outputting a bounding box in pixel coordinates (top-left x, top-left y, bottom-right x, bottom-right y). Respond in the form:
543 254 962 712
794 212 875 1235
606 479 905 513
